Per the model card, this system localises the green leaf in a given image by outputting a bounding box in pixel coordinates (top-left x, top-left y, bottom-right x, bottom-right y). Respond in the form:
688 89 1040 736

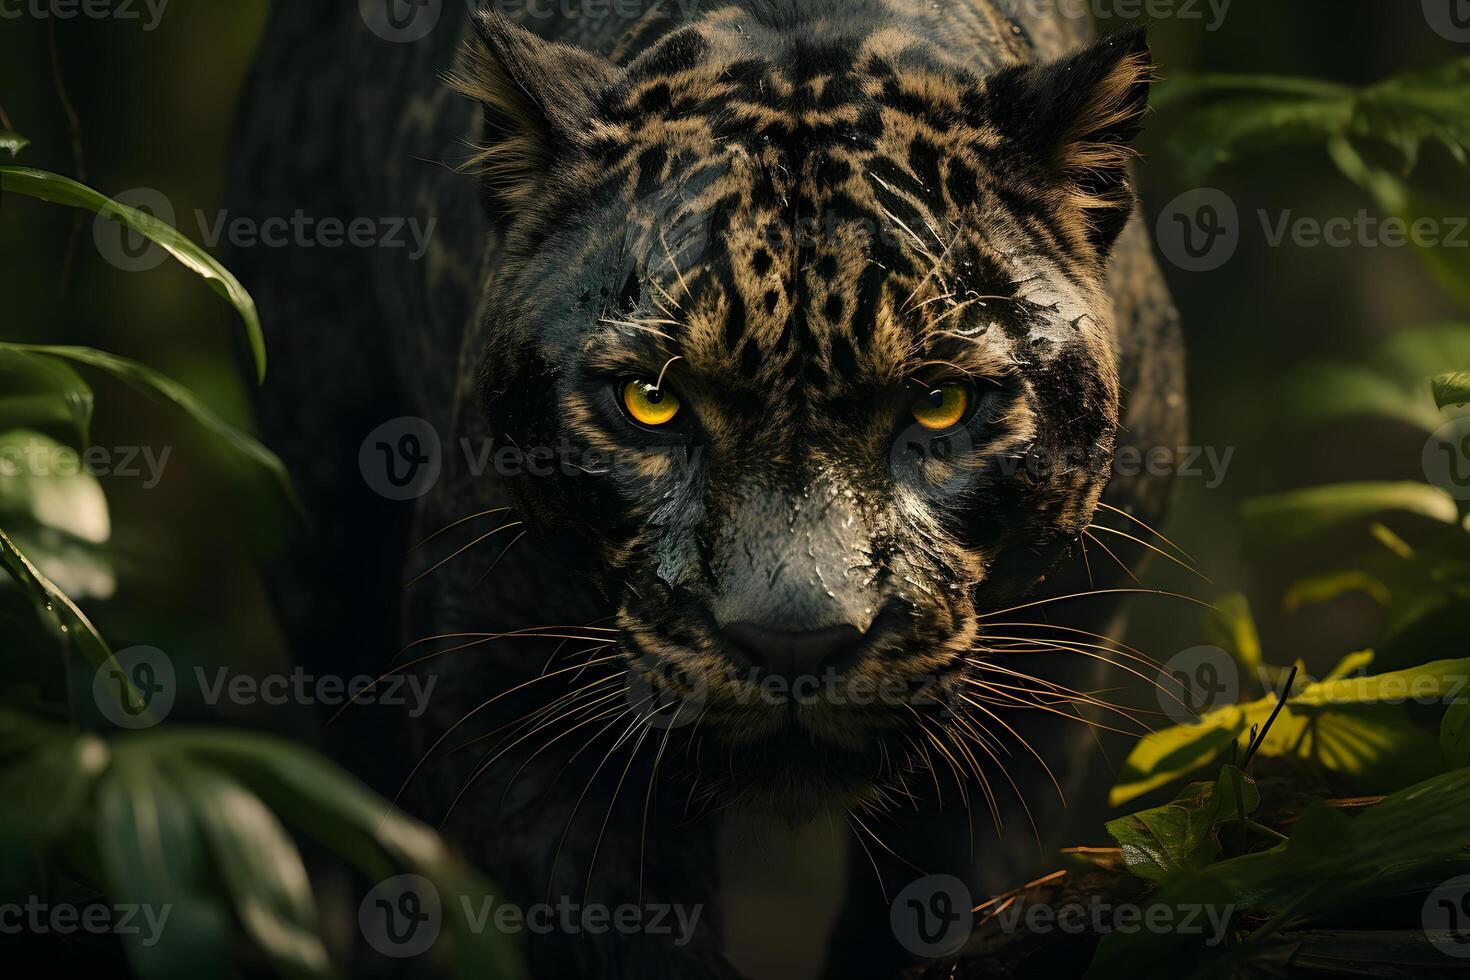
1283 571 1390 612
0 528 113 669
96 754 234 980
1156 59 1470 180
0 429 111 545
0 166 265 382
166 729 523 979
1433 371 1470 409
1351 58 1470 170
0 348 93 444
1241 482 1460 548
1327 139 1470 309
1111 659 1469 804
1443 697 1470 769
1106 766 1260 881
1092 767 1470 978
0 130 28 159
1202 593 1263 674
178 760 333 980
0 344 297 509
0 714 107 856
1284 324 1470 432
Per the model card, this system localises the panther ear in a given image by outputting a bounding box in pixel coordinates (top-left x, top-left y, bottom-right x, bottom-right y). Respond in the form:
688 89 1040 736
985 28 1154 256
452 11 618 221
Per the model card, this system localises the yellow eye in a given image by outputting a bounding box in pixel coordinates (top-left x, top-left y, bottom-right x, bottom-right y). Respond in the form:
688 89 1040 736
911 382 971 431
621 379 682 427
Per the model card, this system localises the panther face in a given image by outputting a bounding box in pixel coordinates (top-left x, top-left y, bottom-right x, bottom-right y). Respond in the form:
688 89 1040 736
455 10 1152 810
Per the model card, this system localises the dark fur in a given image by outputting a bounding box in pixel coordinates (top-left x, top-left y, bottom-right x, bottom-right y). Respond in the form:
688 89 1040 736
231 2 1184 977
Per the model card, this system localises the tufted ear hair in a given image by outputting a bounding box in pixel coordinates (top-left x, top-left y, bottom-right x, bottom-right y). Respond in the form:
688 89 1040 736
985 28 1154 257
451 11 619 221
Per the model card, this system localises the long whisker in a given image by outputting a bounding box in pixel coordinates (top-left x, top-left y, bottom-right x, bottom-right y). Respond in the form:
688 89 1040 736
980 588 1215 620
1088 523 1211 584
1082 529 1140 585
406 520 524 587
1097 500 1194 563
409 507 513 552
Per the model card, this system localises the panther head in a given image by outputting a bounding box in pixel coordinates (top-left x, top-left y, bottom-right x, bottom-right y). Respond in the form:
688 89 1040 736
453 9 1152 811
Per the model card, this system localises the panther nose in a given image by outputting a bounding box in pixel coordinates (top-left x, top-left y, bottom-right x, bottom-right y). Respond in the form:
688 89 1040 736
720 622 867 680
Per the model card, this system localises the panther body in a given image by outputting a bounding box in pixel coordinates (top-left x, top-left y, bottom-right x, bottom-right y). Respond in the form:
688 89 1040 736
231 2 1184 976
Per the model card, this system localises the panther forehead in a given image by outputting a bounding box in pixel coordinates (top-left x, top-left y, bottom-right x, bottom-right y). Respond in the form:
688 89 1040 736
549 20 1112 414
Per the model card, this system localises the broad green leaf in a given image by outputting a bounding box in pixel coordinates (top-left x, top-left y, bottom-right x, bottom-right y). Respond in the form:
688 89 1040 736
0 130 28 158
1156 59 1470 180
0 348 93 444
179 761 332 979
2 523 115 601
1092 767 1470 978
1284 324 1470 432
96 754 233 980
0 714 107 855
167 729 523 979
1241 482 1459 547
1289 657 1470 707
1202 593 1263 674
0 527 116 671
1111 659 1468 804
1433 371 1470 408
1283 571 1390 611
1443 698 1470 769
1322 649 1375 682
1350 58 1470 170
0 344 297 509
0 429 111 544
1106 766 1260 881
1328 139 1470 308
0 166 265 382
